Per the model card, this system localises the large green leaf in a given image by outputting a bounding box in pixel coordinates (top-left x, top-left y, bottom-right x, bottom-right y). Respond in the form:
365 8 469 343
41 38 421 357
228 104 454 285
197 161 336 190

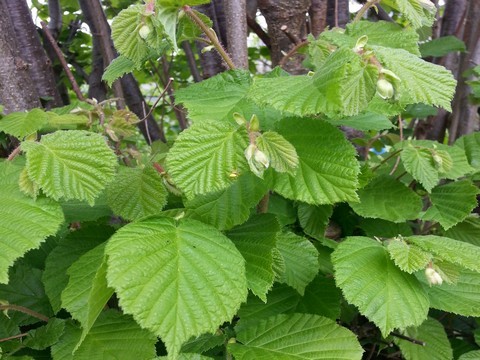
444 215 480 246
332 237 429 336
419 35 466 57
229 313 363 359
186 173 269 230
386 238 432 273
51 311 157 360
226 214 279 301
297 203 333 240
42 226 113 313
0 184 63 284
407 235 480 273
256 131 298 175
166 121 249 198
456 132 480 170
350 175 422 222
272 118 359 204
61 243 114 352
106 216 248 356
387 0 436 29
275 232 319 295
395 318 452 360
22 131 117 205
400 144 440 192
295 275 342 320
422 180 479 230
0 109 48 138
23 318 65 350
372 46 456 111
107 165 168 220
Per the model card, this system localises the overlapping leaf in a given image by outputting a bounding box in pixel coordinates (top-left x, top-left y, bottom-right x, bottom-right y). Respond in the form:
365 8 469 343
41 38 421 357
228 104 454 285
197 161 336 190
400 144 440 192
256 131 298 174
0 108 48 138
106 216 248 356
445 215 480 246
297 204 333 240
102 56 138 86
386 238 432 273
456 132 480 170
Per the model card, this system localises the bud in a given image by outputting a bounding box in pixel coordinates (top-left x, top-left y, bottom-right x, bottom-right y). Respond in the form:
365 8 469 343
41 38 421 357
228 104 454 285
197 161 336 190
249 114 260 132
254 149 269 169
233 112 246 126
432 152 443 169
354 35 368 52
138 24 151 40
376 78 394 99
245 144 269 178
244 143 256 161
425 267 443 286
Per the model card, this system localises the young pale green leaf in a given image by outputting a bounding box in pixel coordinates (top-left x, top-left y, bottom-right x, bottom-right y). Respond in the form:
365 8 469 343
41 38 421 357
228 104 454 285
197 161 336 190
445 215 480 247
272 118 360 205
275 232 319 295
186 173 269 230
456 132 480 170
297 203 333 240
166 121 249 198
0 108 48 138
407 235 480 273
229 313 363 360
0 184 63 284
386 238 432 273
389 0 436 29
111 5 150 64
256 131 298 174
350 175 422 222
107 165 167 221
102 56 138 86
422 180 479 230
106 216 248 357
22 131 117 205
177 9 212 43
156 6 178 50
295 275 342 320
226 214 279 301
43 226 113 313
395 318 453 360
327 112 394 131
23 318 65 350
332 237 429 336
61 243 114 352
372 46 456 111
418 268 480 317
400 145 439 192
51 311 157 360
419 35 466 57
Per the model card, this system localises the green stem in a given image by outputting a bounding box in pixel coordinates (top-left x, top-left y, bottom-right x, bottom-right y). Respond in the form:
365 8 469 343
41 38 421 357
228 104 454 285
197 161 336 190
353 0 380 22
0 304 49 322
183 6 236 70
371 149 402 172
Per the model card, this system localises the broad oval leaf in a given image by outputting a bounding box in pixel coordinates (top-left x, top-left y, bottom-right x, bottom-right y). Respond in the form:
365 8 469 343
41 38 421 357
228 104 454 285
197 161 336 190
22 130 117 205
256 131 298 174
332 237 429 336
166 121 249 198
0 108 48 138
0 184 63 284
229 313 363 360
400 145 439 192
106 216 248 356
386 238 432 273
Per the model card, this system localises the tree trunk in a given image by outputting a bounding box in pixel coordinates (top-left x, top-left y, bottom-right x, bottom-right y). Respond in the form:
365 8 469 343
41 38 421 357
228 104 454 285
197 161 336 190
5 0 63 109
0 1 40 113
327 0 349 28
88 36 107 101
224 0 248 68
309 0 328 37
258 0 310 74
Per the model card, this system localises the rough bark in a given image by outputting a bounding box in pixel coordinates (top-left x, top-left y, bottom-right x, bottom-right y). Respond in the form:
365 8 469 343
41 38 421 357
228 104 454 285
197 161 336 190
309 0 328 37
224 0 248 69
88 36 108 101
0 1 40 113
5 0 62 109
48 0 63 38
258 0 310 74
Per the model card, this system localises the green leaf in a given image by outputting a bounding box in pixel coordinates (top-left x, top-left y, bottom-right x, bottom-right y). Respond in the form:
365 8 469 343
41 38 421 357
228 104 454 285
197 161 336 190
102 56 138 86
418 268 480 317
111 5 149 64
400 144 439 192
60 194 112 223
0 184 63 284
186 173 269 230
332 237 429 336
359 218 413 237
395 318 453 360
51 311 157 360
43 226 114 313
107 165 167 221
229 313 363 360
295 275 342 320
422 180 479 230
456 132 480 170
156 6 178 50
445 215 480 247
106 216 248 356
181 332 226 355
390 0 436 29
386 238 432 273
420 35 466 57
350 175 422 222
459 350 480 360
372 46 456 111
226 214 279 301
327 112 394 131
23 318 65 350
0 109 48 138
22 131 117 205
407 235 480 273
61 243 114 352
297 203 333 240
166 121 249 198
275 232 319 295
272 118 360 205
256 131 298 174
177 9 212 42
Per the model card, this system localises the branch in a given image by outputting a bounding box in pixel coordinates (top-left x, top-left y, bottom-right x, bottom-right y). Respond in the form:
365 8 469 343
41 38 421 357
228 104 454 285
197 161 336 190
7 145 21 161
391 332 426 346
0 304 49 322
279 40 309 67
0 333 28 343
247 15 271 48
353 0 381 23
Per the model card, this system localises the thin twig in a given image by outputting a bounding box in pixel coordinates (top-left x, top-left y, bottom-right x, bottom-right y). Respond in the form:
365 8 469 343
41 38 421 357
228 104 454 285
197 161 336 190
372 149 402 172
0 333 28 343
334 0 339 27
136 77 174 124
280 25 301 45
279 40 309 67
256 193 270 213
247 15 271 48
0 305 49 322
391 332 426 346
183 6 236 70
353 0 380 23
389 116 403 175
41 21 85 101
7 145 21 161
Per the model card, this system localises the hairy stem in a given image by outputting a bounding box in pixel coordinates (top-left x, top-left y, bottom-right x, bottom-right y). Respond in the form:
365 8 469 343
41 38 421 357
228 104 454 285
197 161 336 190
353 0 380 23
0 304 49 322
